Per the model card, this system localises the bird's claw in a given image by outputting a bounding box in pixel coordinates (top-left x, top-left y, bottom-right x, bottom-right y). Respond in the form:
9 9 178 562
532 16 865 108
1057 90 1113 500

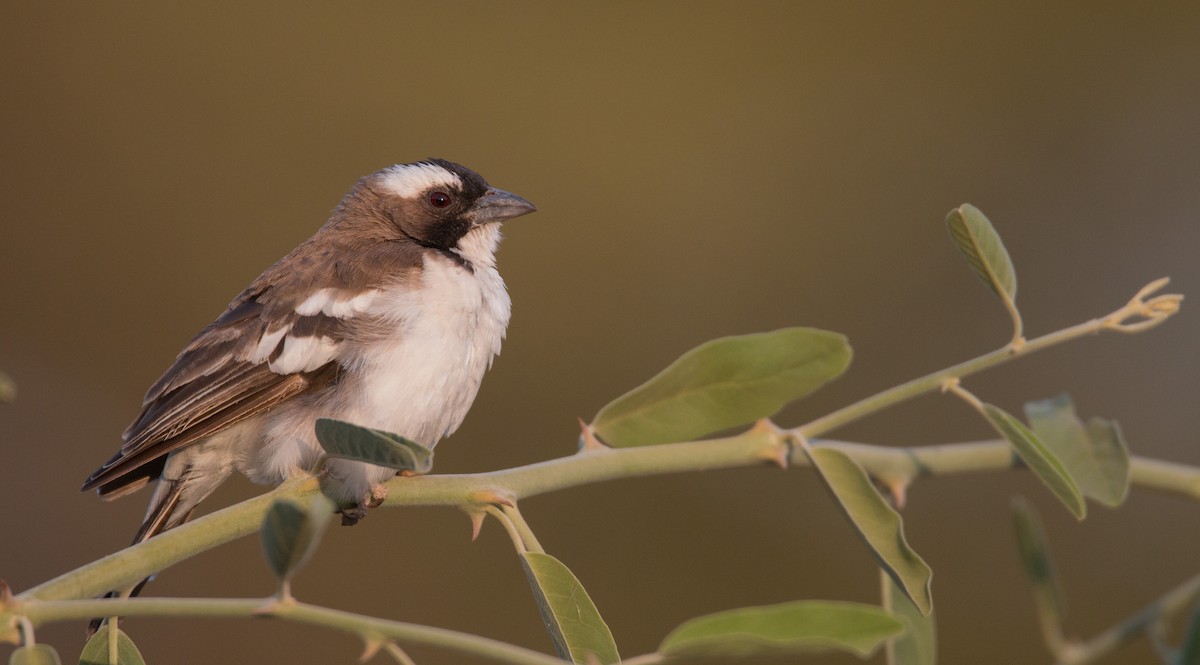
339 484 388 526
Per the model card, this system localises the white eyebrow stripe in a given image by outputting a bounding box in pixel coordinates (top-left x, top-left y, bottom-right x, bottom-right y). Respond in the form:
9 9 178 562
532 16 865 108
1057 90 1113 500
295 288 380 317
378 163 462 199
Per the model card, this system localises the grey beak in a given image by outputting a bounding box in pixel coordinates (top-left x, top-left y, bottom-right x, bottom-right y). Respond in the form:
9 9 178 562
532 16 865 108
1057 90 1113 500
468 187 537 226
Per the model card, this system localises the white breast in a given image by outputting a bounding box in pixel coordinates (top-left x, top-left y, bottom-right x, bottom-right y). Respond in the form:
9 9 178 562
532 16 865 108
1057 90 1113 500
343 252 511 445
251 232 511 501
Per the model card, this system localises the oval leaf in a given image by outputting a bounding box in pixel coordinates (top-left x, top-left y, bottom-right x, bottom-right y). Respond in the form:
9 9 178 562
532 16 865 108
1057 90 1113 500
8 645 61 665
593 328 852 447
315 418 433 472
520 552 620 664
261 495 332 585
982 404 1086 519
79 625 145 665
659 600 904 658
946 204 1017 302
1011 497 1065 631
1024 395 1131 508
805 447 933 615
884 573 936 665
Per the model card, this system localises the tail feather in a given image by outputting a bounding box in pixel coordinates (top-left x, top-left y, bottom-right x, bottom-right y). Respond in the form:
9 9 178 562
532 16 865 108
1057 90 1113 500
94 457 167 502
86 468 196 636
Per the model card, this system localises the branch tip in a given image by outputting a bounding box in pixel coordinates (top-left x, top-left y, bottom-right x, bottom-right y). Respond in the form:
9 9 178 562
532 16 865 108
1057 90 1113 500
1103 279 1184 334
1135 276 1171 300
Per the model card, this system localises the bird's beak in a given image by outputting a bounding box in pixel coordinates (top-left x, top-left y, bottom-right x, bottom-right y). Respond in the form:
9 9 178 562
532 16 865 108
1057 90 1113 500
467 187 537 226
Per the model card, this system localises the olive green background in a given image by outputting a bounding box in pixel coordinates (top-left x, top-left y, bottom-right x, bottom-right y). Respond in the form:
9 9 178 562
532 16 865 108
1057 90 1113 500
2 3 1198 664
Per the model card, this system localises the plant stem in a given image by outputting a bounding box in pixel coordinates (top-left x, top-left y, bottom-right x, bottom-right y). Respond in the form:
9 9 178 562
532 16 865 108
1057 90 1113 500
13 280 1190 612
501 504 545 554
17 436 1196 606
798 278 1180 439
14 597 565 665
797 316 1099 439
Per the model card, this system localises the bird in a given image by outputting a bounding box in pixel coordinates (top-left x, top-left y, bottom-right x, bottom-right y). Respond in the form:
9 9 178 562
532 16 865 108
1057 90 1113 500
81 157 536 553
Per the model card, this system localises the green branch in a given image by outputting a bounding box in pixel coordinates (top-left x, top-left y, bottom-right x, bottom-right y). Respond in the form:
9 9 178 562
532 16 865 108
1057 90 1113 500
15 436 1198 607
5 277 1190 665
798 278 1181 439
13 597 564 665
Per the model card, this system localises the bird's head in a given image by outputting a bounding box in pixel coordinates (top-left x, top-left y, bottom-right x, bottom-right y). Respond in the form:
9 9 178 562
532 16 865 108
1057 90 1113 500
360 159 536 264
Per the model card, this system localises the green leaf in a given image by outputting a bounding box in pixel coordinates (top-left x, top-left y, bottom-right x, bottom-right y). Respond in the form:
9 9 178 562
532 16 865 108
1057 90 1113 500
315 418 433 472
261 495 332 585
805 447 933 615
1011 497 1065 634
520 552 620 664
593 328 852 447
982 404 1086 519
946 204 1017 302
658 600 904 658
884 573 937 665
8 645 61 665
1024 395 1131 508
79 625 145 665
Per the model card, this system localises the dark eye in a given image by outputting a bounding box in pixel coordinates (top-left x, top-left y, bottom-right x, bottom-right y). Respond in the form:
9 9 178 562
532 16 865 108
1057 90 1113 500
429 191 452 208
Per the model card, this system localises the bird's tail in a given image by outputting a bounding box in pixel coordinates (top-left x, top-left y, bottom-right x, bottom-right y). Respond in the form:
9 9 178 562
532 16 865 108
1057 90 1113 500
86 465 210 635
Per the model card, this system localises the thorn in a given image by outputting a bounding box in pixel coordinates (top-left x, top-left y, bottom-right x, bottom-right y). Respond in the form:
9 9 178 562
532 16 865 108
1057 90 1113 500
0 579 11 609
888 480 908 510
469 510 486 542
470 489 515 508
359 637 384 663
577 418 608 451
751 418 781 434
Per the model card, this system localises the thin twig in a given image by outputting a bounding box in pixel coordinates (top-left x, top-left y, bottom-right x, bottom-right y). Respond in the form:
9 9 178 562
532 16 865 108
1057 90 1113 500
14 597 566 665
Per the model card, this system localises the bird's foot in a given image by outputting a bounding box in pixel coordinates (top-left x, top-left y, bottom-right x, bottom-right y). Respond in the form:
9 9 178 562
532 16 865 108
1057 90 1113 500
338 505 366 526
338 484 389 526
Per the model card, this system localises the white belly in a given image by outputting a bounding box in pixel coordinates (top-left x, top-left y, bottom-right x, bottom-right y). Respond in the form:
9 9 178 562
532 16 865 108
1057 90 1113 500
248 253 511 501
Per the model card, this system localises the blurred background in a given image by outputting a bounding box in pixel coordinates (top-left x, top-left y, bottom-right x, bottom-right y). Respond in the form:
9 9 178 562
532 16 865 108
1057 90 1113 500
2 3 1198 664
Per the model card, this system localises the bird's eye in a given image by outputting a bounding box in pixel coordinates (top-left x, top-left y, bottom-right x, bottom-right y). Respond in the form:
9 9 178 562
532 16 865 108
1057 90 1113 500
429 191 453 208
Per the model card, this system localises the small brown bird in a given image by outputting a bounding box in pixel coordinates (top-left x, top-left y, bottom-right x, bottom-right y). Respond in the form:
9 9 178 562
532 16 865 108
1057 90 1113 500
83 158 535 549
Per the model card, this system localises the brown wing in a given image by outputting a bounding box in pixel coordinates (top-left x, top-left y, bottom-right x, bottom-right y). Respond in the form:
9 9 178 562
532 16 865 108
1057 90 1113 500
80 295 343 493
81 286 343 494
81 217 424 495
